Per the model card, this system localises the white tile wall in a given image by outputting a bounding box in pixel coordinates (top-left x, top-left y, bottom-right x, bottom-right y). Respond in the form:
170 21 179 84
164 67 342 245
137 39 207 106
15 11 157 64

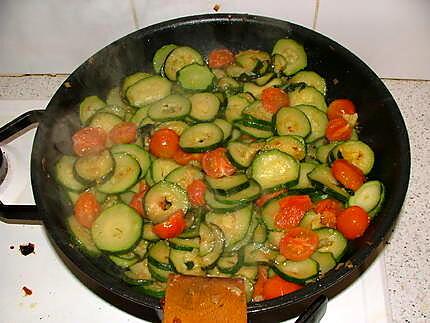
0 0 136 74
315 0 430 80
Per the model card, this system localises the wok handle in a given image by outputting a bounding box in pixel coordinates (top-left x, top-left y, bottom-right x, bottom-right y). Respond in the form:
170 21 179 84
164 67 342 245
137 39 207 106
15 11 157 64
295 295 328 323
0 110 44 224
0 109 45 142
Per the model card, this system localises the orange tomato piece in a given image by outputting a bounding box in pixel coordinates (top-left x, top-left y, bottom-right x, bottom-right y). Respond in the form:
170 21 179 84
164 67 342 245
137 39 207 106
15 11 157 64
261 87 290 113
74 192 101 228
279 227 319 261
173 148 203 165
314 198 344 228
149 129 180 158
325 117 353 141
201 148 236 178
327 99 356 120
331 159 365 191
252 266 269 302
129 181 149 215
109 122 137 144
208 49 235 69
72 127 107 157
275 195 313 230
152 210 187 239
336 206 370 239
255 189 287 208
262 275 303 300
187 180 207 207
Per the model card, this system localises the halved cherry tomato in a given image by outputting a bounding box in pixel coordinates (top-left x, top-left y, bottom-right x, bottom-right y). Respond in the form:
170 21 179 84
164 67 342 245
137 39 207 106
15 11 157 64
252 266 269 302
279 227 319 261
149 129 179 158
208 48 235 69
275 195 313 230
255 189 287 208
187 180 206 207
325 117 353 141
336 206 370 239
327 99 356 120
152 210 186 239
262 275 303 300
173 148 203 165
201 148 236 178
109 122 137 144
331 159 365 191
261 87 290 113
72 127 107 156
314 198 344 228
74 192 101 228
129 181 149 215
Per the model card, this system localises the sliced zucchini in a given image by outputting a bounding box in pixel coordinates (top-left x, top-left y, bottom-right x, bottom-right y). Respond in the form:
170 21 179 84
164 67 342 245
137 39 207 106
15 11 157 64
299 211 324 230
142 222 160 242
189 92 220 122
288 71 327 96
164 46 204 81
153 44 178 74
169 248 205 276
267 231 285 250
235 121 274 139
121 72 152 98
272 38 307 76
328 140 375 175
165 165 204 190
109 254 139 268
169 237 200 251
217 249 244 274
308 164 350 202
217 77 242 95
251 149 300 192
206 174 249 195
144 181 189 224
348 180 384 216
261 196 284 231
89 112 123 134
263 135 306 161
178 63 215 91
272 54 287 74
130 106 149 125
55 155 86 192
242 100 273 126
111 144 151 178
315 228 348 261
253 223 268 243
79 96 106 124
67 215 101 256
316 142 340 164
296 105 328 143
205 189 247 213
179 208 203 239
134 281 166 298
155 120 189 136
74 148 115 185
148 94 191 122
126 76 172 108
123 259 152 285
132 239 150 258
272 255 319 283
213 118 233 142
214 180 261 205
275 106 311 138
226 141 263 169
289 162 317 193
96 153 140 194
242 78 282 99
311 251 336 274
179 122 224 153
151 158 181 183
243 242 278 265
289 86 327 113
225 94 251 123
147 240 172 270
91 203 142 253
254 72 275 86
199 223 225 268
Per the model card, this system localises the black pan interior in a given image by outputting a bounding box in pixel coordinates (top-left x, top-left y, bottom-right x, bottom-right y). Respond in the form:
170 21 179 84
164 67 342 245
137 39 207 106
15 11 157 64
30 14 410 321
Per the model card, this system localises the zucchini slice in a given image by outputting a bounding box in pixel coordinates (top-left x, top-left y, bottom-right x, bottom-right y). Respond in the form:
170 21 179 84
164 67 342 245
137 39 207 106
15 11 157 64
226 141 263 169
272 255 319 283
214 180 261 205
206 174 249 195
217 249 244 274
243 242 277 265
121 72 152 98
242 100 274 126
169 237 200 251
213 118 233 142
263 135 306 161
153 44 178 74
126 76 172 108
79 96 106 125
189 92 220 122
148 94 191 122
111 144 151 178
179 122 224 153
251 149 300 192
165 165 204 190
272 38 307 76
67 215 101 256
151 158 181 183
89 112 123 134
296 105 328 143
289 162 317 193
288 71 327 96
123 259 152 285
235 121 274 139
314 228 348 261
348 180 385 216
328 140 375 175
225 94 250 123
289 86 327 113
299 211 324 230
144 181 189 224
275 106 311 138
316 142 340 164
261 196 284 231
169 248 205 276
199 223 225 268
91 203 143 253
205 190 247 213
55 155 86 192
311 251 336 274
74 150 114 185
307 164 350 202
155 120 189 136
147 240 172 270
164 46 204 81
178 63 215 91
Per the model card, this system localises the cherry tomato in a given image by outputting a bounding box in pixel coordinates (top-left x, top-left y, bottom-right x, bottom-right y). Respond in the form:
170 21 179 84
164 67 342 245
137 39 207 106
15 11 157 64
72 127 107 157
129 181 149 215
74 192 101 228
261 87 290 113
208 48 235 69
173 148 203 165
109 122 137 144
255 189 287 208
279 227 319 261
187 180 207 207
252 266 269 302
152 210 187 239
275 195 313 230
327 99 356 120
149 129 180 158
337 206 370 239
314 198 344 228
331 159 365 191
262 275 303 300
201 148 236 178
325 117 353 141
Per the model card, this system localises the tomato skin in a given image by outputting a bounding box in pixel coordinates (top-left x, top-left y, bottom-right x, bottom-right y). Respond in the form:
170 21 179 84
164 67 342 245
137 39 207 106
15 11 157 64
255 189 287 208
201 148 236 178
149 129 180 158
252 266 269 302
74 192 101 228
336 206 370 239
173 148 203 165
129 181 149 215
279 227 319 261
109 122 137 144
327 99 357 120
208 49 235 69
326 117 353 141
152 210 186 239
331 159 365 191
187 180 206 207
275 195 313 230
72 127 107 157
261 87 290 113
262 275 303 300
314 198 344 228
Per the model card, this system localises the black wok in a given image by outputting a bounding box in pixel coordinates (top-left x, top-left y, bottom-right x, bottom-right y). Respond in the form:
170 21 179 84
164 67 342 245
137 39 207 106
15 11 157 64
0 14 410 322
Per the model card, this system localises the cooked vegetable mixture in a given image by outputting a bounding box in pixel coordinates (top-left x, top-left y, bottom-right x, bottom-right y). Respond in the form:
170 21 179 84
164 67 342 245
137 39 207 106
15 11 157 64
57 38 385 302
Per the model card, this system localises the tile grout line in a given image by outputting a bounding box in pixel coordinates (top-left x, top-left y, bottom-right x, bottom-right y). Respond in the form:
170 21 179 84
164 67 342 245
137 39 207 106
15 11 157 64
312 0 320 30
129 0 140 30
